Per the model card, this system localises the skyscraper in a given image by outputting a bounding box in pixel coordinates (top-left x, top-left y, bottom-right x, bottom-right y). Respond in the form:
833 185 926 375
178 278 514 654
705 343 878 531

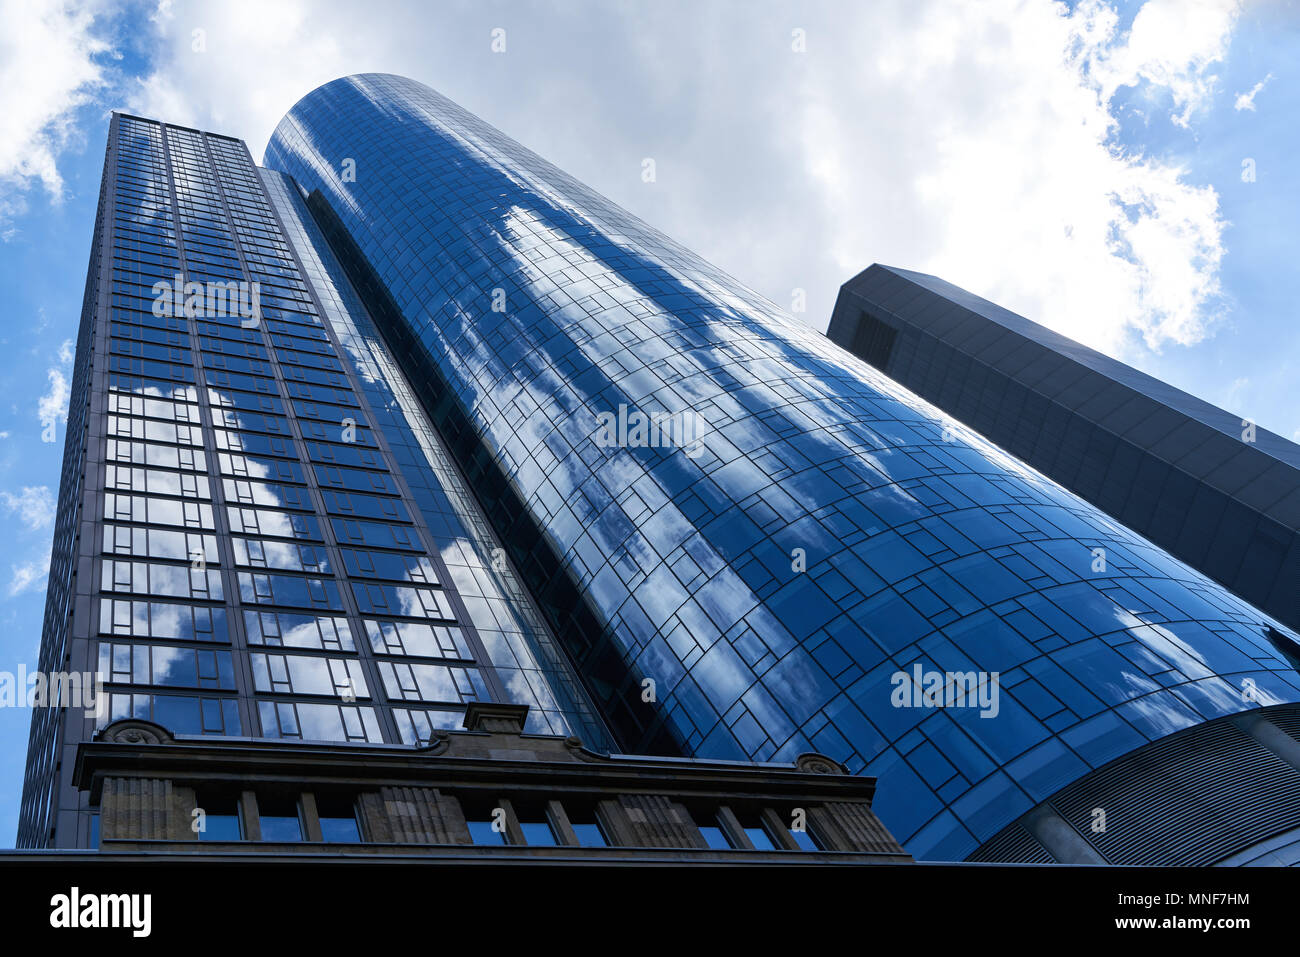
19 73 1300 866
16 105 906 864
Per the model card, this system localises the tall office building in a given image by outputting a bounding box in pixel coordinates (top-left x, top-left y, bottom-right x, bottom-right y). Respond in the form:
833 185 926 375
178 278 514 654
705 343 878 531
16 104 906 864
17 73 1300 866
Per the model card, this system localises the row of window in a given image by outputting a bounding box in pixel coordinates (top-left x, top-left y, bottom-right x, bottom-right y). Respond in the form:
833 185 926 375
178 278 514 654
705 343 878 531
97 640 487 705
94 788 827 852
462 799 820 852
97 601 474 659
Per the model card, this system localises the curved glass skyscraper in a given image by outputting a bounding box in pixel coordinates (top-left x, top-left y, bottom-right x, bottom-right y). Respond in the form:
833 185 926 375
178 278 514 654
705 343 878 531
266 74 1299 861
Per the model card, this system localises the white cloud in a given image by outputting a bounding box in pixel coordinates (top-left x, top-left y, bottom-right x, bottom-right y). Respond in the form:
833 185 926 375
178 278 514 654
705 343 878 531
790 0 1238 354
1223 376 1250 412
7 553 51 598
36 336 74 428
150 0 174 27
120 0 1238 360
0 0 115 233
1234 73 1274 111
0 486 55 530
126 0 348 145
37 367 69 427
1080 0 1240 128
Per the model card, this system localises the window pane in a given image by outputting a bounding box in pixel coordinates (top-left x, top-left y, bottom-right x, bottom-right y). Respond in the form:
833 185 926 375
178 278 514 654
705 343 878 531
261 812 303 842
467 820 505 845
320 816 360 843
572 822 607 848
196 795 242 841
790 827 819 850
698 825 731 849
201 814 243 841
261 800 306 842
519 821 557 846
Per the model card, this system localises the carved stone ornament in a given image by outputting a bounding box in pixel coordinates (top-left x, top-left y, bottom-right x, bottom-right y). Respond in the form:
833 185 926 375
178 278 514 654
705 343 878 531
96 719 174 745
795 752 846 774
418 730 451 754
563 736 608 762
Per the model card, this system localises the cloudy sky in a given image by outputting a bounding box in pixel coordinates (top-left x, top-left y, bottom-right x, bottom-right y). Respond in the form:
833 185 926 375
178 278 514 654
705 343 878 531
0 0 1295 841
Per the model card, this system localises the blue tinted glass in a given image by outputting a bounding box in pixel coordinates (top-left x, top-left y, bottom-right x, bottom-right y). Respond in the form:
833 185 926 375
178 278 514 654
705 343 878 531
789 828 818 851
319 816 360 843
467 820 506 845
260 814 302 842
519 821 557 846
200 814 242 842
698 825 732 850
572 822 607 848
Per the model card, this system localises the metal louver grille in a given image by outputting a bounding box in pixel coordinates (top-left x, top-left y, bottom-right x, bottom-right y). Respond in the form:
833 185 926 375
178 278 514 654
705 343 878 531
968 824 1056 864
851 310 899 369
970 705 1300 865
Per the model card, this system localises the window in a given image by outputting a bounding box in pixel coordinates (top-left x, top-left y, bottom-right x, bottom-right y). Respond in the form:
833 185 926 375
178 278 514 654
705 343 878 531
780 807 824 850
788 826 821 851
258 700 383 743
565 803 610 848
197 794 243 841
726 808 779 850
518 821 557 845
693 809 737 849
259 797 304 842
316 795 361 843
105 692 240 735
462 798 507 845
512 801 558 846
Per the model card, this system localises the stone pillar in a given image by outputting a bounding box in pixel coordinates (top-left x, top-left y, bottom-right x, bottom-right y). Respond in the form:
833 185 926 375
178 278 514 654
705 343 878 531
359 786 470 844
240 791 262 841
807 801 908 855
614 794 706 848
545 799 579 846
357 793 391 843
594 798 637 847
300 791 324 842
101 776 197 841
760 807 803 850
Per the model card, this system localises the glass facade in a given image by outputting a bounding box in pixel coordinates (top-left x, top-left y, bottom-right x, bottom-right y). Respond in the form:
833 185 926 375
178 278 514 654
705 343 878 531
261 73 1300 861
20 74 1300 863
828 263 1300 635
18 112 611 849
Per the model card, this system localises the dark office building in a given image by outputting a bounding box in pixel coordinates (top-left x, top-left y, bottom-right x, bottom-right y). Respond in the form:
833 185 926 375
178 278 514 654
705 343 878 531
18 74 1300 865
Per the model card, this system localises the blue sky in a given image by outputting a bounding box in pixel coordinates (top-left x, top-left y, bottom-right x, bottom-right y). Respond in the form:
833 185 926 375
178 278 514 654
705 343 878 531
0 0 1295 843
